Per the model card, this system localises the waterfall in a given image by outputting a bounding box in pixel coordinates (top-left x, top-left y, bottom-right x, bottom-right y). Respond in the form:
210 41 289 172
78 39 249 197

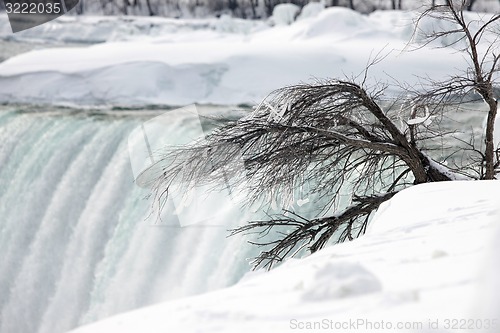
0 107 255 333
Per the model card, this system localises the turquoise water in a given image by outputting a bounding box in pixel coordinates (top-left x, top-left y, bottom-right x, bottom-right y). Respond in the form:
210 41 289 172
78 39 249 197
0 106 255 333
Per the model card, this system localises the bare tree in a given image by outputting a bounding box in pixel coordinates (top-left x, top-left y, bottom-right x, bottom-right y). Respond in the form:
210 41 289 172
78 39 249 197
148 1 498 270
392 0 402 9
145 0 154 15
263 0 275 16
248 0 259 18
149 75 458 269
228 0 239 13
413 0 499 179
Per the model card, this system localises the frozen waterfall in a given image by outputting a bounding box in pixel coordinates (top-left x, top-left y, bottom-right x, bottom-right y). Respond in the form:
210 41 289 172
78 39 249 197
0 107 254 333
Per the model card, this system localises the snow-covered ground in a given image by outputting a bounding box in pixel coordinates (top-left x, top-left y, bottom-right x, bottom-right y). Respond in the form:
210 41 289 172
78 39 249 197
0 7 497 107
67 181 500 333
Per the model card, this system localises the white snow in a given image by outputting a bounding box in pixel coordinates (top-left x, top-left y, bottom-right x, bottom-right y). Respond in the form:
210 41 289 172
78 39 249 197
68 181 500 333
271 4 300 26
297 2 325 21
0 8 497 107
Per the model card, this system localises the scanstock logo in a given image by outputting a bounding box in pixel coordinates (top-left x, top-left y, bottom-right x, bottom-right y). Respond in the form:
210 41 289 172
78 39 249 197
3 0 79 33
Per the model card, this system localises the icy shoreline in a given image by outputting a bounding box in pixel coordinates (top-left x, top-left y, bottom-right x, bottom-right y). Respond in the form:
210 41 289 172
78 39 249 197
1 8 494 107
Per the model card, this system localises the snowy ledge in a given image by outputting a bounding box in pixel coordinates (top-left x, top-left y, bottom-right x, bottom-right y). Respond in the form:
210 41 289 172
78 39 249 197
69 181 500 333
2 8 495 107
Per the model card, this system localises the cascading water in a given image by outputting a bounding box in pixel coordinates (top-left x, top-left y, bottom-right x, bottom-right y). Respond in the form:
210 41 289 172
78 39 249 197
0 106 255 333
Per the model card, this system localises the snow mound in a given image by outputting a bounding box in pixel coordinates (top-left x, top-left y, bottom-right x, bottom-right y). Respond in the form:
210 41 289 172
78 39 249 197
301 262 382 301
68 181 500 333
297 2 325 21
212 15 265 34
272 4 300 26
0 61 229 106
473 225 500 331
368 181 500 234
302 7 374 39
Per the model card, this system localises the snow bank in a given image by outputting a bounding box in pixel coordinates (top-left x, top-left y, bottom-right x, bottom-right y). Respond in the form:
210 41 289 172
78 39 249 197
0 8 488 107
271 4 300 26
297 2 325 21
69 181 500 333
367 180 498 233
0 61 232 106
474 225 500 331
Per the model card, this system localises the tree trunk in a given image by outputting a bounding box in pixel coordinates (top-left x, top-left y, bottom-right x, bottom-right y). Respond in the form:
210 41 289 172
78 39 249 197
264 0 273 17
249 0 258 19
122 0 129 15
75 0 84 14
484 99 498 179
145 0 154 15
228 0 239 15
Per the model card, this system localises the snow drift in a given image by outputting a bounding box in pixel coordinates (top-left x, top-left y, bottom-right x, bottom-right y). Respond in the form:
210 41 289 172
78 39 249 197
69 181 500 333
2 8 494 107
